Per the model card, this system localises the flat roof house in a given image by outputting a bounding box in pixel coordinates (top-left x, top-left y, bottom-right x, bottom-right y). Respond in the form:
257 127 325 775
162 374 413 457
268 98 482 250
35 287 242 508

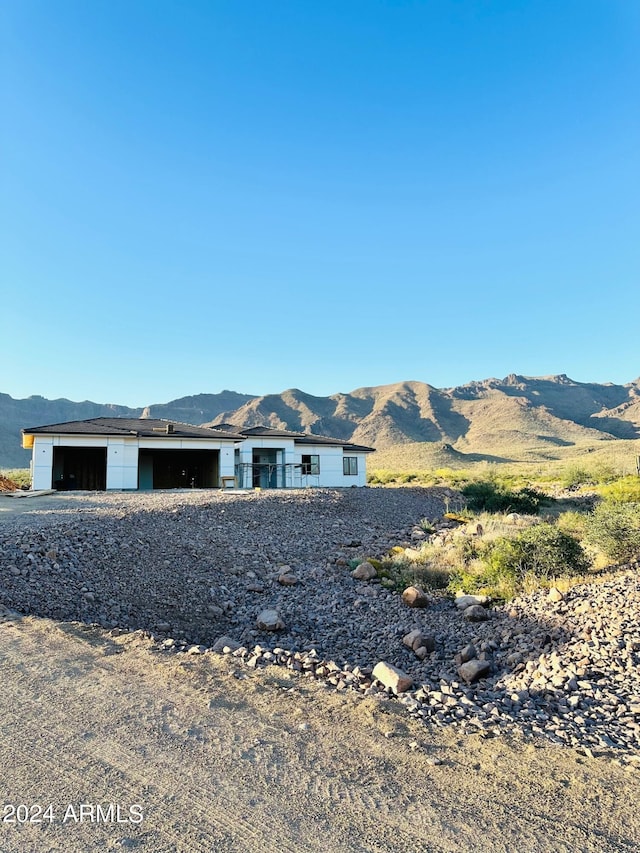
21 418 374 491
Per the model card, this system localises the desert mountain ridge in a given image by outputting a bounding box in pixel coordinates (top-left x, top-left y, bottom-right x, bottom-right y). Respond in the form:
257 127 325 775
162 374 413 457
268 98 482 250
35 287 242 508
2 374 640 469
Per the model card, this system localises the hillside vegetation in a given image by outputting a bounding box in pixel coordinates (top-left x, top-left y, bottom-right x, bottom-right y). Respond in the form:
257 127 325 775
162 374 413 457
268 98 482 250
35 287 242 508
365 467 640 603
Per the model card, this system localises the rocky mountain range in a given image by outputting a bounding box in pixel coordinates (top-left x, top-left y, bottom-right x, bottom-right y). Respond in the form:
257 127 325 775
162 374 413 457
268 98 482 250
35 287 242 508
2 375 639 469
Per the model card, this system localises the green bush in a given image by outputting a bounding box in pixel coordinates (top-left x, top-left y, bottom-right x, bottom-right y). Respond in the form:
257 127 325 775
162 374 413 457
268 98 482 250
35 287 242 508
585 501 640 563
461 480 545 514
487 524 589 580
555 510 590 539
367 470 397 485
562 465 596 489
450 524 589 600
598 477 640 504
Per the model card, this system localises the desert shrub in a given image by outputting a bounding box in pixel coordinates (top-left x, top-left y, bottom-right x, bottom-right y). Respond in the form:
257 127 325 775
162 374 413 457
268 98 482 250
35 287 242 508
592 464 620 484
378 553 451 592
562 465 596 489
367 469 397 485
397 472 418 484
432 468 474 488
598 477 640 504
449 524 589 600
487 524 589 580
584 502 640 563
555 510 590 539
401 562 452 591
386 536 479 593
461 479 546 514
562 462 621 489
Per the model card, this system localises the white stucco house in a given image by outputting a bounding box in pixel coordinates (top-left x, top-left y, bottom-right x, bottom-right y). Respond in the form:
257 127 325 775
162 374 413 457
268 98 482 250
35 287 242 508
21 418 374 491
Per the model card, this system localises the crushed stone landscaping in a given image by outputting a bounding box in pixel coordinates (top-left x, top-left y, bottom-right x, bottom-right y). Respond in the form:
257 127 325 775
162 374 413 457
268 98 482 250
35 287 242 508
1 487 638 762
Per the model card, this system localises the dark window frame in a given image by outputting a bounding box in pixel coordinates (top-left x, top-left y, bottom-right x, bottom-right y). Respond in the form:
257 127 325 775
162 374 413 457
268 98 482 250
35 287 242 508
343 456 358 476
301 454 320 475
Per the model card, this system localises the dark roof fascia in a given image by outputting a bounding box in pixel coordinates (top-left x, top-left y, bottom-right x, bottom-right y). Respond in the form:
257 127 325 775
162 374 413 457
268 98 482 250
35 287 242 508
22 421 135 436
239 427 306 438
22 418 244 441
236 424 374 452
294 435 375 452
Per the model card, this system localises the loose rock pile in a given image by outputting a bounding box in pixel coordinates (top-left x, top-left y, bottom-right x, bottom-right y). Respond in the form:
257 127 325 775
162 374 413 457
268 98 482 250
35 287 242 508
1 488 639 759
0 474 21 492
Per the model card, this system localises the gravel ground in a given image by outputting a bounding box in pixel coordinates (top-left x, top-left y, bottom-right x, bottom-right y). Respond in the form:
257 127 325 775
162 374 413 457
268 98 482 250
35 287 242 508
1 487 639 760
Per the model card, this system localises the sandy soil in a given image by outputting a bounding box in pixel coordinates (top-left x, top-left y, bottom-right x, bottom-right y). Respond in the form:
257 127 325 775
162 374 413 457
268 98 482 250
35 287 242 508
2 609 640 853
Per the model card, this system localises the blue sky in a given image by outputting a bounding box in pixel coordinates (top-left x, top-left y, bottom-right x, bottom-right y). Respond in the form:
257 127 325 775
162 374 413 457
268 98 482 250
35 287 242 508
2 1 638 407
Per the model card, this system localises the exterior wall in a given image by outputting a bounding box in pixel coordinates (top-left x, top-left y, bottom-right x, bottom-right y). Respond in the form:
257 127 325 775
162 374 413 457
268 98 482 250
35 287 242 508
106 439 139 490
341 451 369 487
32 437 54 490
31 434 238 490
294 445 368 487
236 439 369 488
219 444 235 481
28 432 370 490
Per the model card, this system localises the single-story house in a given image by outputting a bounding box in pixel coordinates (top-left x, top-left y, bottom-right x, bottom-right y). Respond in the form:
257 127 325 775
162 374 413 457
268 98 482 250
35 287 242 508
21 418 374 491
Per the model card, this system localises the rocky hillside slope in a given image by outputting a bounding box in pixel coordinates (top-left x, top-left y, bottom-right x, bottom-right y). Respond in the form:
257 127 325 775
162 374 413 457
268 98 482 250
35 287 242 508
2 375 639 468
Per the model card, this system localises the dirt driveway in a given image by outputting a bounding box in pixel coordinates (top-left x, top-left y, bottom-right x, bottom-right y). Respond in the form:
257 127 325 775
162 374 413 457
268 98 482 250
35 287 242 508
2 608 639 853
0 491 113 526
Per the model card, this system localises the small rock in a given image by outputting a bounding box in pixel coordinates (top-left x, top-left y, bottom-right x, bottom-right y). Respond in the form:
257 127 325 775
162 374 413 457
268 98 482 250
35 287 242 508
458 659 491 683
402 628 423 650
372 661 413 694
212 635 241 653
463 605 489 622
455 594 489 610
351 561 377 580
401 586 430 608
455 643 477 665
256 609 285 631
548 587 564 602
278 573 298 586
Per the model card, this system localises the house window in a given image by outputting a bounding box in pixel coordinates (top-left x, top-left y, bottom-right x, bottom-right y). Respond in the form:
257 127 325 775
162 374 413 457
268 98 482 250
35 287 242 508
343 457 358 476
301 454 320 475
